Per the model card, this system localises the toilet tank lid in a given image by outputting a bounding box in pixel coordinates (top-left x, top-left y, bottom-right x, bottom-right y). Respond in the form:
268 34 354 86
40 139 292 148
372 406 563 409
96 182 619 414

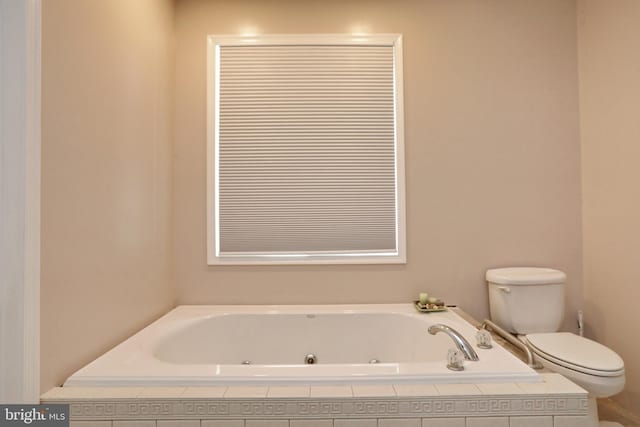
486 267 566 285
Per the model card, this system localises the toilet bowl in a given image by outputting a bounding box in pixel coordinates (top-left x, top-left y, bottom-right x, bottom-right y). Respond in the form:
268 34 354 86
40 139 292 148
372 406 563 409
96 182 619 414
486 267 626 427
523 332 625 397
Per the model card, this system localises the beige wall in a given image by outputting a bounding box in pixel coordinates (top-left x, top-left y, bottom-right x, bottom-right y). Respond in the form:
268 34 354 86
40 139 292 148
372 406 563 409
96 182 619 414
40 0 589 394
578 0 640 410
173 0 584 328
41 0 175 391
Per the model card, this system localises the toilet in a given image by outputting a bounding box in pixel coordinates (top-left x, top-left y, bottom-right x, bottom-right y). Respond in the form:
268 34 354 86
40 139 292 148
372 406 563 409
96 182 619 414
486 267 625 427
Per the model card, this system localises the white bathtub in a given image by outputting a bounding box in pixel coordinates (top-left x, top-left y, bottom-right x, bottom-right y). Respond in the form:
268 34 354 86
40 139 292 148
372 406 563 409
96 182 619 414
64 304 540 386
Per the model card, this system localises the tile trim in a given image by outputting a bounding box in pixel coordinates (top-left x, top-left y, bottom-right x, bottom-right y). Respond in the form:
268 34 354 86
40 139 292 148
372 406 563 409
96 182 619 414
45 395 588 421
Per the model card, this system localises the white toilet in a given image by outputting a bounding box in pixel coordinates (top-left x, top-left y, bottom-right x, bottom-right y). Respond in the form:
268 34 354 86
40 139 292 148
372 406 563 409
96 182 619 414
486 267 625 427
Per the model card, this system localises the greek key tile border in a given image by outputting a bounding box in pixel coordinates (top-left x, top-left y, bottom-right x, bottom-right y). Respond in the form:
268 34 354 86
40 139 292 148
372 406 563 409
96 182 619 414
50 395 588 421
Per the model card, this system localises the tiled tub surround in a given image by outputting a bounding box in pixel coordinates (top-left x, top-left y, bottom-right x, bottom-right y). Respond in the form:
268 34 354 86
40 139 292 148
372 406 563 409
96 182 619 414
64 305 538 386
44 306 588 425
41 373 587 426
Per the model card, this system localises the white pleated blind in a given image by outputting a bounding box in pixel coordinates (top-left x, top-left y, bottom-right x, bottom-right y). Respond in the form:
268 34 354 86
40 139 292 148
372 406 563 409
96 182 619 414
209 35 405 263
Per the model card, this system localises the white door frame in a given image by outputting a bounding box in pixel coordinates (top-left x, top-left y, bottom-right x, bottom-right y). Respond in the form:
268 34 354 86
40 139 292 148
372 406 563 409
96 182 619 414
0 0 41 403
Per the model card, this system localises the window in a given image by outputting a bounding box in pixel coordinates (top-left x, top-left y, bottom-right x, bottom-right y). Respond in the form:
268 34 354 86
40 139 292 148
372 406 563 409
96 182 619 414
207 34 405 264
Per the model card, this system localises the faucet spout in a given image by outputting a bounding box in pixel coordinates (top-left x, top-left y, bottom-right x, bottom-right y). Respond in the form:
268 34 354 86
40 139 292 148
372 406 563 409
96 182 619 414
428 323 479 361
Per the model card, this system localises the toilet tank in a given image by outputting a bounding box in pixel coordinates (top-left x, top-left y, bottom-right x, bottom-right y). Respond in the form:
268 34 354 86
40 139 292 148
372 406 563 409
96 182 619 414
486 267 566 334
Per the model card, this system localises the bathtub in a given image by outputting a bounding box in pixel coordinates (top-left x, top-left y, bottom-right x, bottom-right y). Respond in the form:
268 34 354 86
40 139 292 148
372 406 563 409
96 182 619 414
64 304 540 387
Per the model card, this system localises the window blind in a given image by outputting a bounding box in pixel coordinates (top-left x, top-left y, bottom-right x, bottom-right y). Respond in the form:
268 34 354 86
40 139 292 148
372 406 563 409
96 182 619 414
210 36 404 262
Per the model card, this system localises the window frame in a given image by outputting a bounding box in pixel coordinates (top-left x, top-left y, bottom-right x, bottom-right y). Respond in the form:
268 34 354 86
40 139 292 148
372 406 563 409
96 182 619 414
206 33 406 265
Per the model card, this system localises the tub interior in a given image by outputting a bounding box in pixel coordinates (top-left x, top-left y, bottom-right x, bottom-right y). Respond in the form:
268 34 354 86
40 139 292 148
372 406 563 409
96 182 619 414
64 305 542 386
154 313 451 365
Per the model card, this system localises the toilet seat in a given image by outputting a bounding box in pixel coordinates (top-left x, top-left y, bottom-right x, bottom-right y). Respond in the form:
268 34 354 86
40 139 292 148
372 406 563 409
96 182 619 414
526 332 624 377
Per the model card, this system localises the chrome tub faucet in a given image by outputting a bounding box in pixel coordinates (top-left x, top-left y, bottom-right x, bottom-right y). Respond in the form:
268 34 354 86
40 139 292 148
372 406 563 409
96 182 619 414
428 323 480 361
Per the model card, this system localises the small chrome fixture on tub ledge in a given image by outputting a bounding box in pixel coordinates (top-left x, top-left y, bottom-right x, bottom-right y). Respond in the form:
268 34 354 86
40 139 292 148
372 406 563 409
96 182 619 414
446 348 465 371
428 323 479 361
476 329 493 349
